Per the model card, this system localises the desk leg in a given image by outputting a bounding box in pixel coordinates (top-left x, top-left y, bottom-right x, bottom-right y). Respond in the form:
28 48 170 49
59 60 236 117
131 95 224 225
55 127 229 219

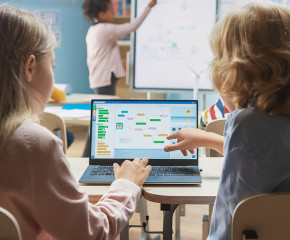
139 197 149 240
120 224 129 240
208 204 213 231
162 204 179 240
175 205 181 240
202 204 214 240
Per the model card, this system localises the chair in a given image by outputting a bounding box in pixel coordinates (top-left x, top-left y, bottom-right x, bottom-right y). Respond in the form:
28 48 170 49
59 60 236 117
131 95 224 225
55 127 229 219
232 192 290 240
205 118 227 157
202 118 227 240
39 112 67 154
0 207 22 240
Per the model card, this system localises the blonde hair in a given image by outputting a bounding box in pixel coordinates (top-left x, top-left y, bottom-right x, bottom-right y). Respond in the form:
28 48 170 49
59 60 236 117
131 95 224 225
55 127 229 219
0 4 55 150
210 1 290 116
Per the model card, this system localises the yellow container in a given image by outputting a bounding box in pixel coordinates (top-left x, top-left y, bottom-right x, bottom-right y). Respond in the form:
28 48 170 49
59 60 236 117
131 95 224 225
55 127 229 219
51 86 66 101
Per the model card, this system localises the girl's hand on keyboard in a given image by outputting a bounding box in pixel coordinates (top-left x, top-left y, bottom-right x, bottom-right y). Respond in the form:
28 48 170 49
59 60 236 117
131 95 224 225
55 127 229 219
113 157 152 186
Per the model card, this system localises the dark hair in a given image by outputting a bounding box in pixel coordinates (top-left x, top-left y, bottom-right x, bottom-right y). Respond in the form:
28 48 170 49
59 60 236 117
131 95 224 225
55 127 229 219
82 0 111 22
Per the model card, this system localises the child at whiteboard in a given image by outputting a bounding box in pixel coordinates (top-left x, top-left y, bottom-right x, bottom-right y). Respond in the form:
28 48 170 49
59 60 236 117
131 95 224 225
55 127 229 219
164 2 290 239
0 5 151 239
81 0 157 157
82 0 157 95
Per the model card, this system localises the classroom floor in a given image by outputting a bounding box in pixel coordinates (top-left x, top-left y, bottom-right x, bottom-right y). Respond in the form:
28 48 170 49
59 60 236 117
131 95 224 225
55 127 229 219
66 126 209 240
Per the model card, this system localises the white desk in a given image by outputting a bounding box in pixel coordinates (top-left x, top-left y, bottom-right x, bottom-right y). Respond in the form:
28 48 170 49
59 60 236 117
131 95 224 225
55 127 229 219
143 157 223 204
68 157 224 239
142 157 224 239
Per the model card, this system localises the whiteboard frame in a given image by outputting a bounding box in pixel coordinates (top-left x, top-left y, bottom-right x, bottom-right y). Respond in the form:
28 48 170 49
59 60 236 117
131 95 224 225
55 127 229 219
128 0 219 93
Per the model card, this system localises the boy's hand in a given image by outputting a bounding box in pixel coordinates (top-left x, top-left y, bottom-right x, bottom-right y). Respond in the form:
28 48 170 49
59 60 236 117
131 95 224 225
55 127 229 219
113 157 152 186
164 128 224 156
164 128 204 156
148 0 156 8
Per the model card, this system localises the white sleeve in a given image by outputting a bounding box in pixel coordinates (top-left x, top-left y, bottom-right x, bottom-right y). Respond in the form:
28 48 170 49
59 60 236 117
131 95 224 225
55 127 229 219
107 6 151 42
28 132 141 240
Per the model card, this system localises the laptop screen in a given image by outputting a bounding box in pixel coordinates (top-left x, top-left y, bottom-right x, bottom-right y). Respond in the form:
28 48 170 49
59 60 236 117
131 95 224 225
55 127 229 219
90 100 198 164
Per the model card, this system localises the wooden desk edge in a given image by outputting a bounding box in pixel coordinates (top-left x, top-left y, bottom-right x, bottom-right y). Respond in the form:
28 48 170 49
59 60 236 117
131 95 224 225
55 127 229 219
88 195 102 204
142 189 216 205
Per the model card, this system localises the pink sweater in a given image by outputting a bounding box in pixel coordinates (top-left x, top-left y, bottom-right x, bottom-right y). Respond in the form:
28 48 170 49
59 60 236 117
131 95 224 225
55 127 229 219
0 119 141 240
86 7 151 88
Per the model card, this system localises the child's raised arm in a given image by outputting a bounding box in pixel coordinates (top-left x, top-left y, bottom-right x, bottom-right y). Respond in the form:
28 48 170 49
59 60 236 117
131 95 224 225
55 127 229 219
148 0 157 8
164 128 224 156
107 0 157 42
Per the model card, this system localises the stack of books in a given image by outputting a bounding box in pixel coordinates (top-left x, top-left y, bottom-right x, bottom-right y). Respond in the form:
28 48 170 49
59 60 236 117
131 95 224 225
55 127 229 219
112 0 131 16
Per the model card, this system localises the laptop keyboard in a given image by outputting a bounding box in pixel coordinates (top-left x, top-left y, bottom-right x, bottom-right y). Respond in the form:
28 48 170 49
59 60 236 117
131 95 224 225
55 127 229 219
90 166 114 175
149 166 197 176
90 166 197 176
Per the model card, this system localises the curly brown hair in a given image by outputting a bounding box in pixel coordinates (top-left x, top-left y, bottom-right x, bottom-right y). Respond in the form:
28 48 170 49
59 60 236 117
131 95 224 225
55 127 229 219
82 0 111 22
210 2 290 116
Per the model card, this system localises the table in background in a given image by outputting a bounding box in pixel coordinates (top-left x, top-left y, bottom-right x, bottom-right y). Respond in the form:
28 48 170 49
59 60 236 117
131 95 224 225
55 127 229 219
48 93 120 105
45 105 90 126
68 157 224 239
61 115 90 127
47 94 120 126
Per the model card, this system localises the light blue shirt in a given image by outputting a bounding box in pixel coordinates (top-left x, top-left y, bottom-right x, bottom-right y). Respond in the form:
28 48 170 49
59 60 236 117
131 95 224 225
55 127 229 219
208 108 290 240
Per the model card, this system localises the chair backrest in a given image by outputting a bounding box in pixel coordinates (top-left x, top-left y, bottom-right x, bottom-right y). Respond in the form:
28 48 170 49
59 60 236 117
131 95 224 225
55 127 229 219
205 118 227 157
0 207 22 240
39 112 67 154
232 192 290 240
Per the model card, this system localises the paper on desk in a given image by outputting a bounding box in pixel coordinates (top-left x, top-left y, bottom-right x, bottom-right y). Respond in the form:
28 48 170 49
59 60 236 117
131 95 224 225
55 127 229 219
45 108 90 119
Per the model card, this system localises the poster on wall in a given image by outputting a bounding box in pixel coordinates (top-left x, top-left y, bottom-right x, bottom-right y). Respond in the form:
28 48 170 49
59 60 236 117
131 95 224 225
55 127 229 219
32 10 61 48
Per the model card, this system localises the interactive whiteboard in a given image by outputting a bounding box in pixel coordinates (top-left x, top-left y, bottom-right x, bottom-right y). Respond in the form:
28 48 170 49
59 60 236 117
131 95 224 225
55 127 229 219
131 0 217 91
218 0 290 18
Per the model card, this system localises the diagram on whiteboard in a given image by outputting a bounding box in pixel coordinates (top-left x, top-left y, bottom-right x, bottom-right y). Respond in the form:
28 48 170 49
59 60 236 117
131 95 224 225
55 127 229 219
133 0 217 90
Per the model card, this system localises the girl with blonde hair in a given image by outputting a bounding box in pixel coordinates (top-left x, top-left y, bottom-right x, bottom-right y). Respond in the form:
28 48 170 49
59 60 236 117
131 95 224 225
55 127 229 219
165 2 290 239
0 4 151 239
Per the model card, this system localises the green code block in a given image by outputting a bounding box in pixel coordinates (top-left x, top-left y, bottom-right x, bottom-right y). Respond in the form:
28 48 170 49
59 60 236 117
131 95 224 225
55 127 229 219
98 126 108 128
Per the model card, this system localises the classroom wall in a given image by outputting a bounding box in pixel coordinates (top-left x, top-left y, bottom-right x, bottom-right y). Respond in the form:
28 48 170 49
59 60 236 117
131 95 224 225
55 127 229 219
3 0 218 105
3 0 93 94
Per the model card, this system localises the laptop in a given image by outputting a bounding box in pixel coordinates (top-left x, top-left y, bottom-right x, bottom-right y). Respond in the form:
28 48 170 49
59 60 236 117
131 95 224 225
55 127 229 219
79 99 202 185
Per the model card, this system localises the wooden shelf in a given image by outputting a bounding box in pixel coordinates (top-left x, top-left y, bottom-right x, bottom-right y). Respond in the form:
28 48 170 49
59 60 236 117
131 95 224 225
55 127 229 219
115 15 130 19
117 40 131 47
114 15 130 24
